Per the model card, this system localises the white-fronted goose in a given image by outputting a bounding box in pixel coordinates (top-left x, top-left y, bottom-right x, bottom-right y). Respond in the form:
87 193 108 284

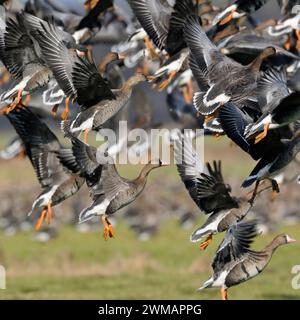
174 134 250 249
242 131 300 203
62 125 166 240
6 106 84 230
213 0 270 26
199 220 296 300
0 11 54 112
184 15 277 118
128 0 198 88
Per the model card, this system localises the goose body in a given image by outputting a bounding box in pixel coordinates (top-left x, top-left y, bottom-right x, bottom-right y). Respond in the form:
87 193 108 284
199 221 296 299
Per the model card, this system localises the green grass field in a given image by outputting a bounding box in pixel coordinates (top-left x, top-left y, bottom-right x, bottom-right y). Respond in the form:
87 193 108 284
0 221 299 299
0 133 299 299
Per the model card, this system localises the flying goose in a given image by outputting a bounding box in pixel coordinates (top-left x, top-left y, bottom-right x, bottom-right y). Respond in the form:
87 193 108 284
6 106 84 230
62 124 167 240
199 220 296 300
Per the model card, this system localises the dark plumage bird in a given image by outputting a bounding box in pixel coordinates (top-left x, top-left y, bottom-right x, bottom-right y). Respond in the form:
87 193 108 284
174 134 250 249
213 0 270 26
242 131 300 203
199 220 296 300
6 106 84 230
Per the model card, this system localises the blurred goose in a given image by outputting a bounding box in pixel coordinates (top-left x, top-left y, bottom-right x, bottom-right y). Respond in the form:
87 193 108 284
174 134 250 249
20 12 87 119
6 106 84 230
62 126 167 240
0 11 53 112
184 15 276 118
0 135 25 160
245 91 300 143
242 131 300 203
213 0 270 26
128 0 198 88
199 221 296 300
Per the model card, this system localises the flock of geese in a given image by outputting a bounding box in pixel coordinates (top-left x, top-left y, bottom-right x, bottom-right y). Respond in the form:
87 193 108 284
0 0 300 300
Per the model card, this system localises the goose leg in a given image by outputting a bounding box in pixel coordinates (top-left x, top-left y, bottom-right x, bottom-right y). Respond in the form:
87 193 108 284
23 94 31 106
51 104 59 117
61 97 70 120
16 147 26 160
46 202 53 225
269 179 280 201
0 89 23 114
284 34 292 51
83 129 89 144
249 181 260 205
295 30 300 51
219 9 236 26
144 36 159 60
221 288 228 300
182 80 193 104
158 70 177 91
199 234 213 250
254 123 270 144
35 207 47 231
101 215 114 241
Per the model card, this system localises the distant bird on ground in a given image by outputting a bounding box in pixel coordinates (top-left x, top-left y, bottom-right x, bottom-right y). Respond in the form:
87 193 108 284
199 221 296 300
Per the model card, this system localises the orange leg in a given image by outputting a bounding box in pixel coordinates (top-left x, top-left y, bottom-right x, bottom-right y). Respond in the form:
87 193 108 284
158 70 177 91
35 207 47 231
61 97 70 120
221 288 228 300
199 234 213 250
23 94 31 106
144 36 159 60
83 129 89 144
46 202 53 225
101 215 115 241
254 123 270 144
284 34 292 51
182 80 193 104
51 104 59 117
16 147 26 160
219 9 236 26
296 30 300 52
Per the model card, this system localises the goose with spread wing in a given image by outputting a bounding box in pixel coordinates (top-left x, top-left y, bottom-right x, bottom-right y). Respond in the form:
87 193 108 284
5 106 84 230
62 124 167 240
199 221 296 300
184 15 277 120
174 134 250 250
128 0 198 89
213 0 270 26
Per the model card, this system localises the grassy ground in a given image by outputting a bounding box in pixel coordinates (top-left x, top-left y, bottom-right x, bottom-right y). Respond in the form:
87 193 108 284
0 133 299 299
0 221 299 299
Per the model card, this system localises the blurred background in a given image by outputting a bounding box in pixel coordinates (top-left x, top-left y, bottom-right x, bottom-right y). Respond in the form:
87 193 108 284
0 0 299 300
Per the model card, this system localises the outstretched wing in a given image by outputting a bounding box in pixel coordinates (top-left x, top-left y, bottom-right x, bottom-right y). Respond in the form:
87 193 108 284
196 161 238 214
6 107 71 188
212 221 258 274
